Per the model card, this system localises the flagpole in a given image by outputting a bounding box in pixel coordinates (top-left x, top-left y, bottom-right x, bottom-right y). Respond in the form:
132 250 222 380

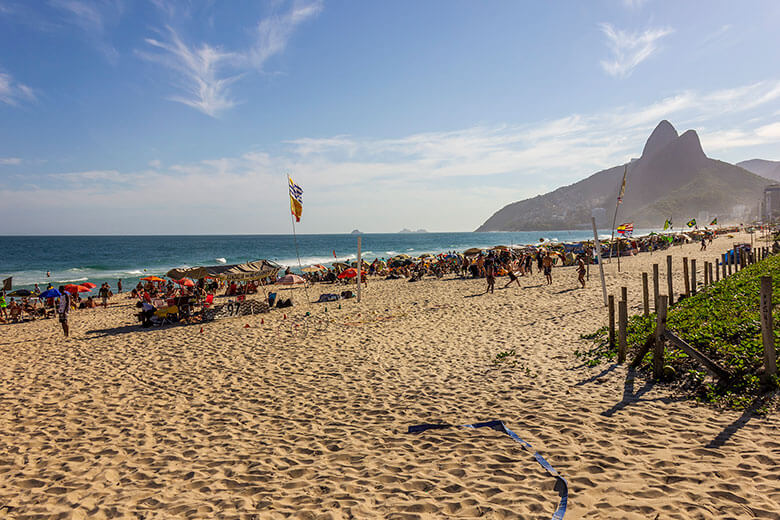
608 165 627 272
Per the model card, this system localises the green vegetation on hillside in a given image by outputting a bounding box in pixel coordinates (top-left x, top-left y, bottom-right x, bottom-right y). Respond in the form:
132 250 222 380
581 255 780 411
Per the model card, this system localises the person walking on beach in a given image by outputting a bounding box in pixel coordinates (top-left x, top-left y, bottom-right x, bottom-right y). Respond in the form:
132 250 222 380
484 253 496 293
117 279 123 293
536 251 544 273
57 286 71 337
700 237 707 251
576 255 586 288
99 283 110 308
542 252 554 285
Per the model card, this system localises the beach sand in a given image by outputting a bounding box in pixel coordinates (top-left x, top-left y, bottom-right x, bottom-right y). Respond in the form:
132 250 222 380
1 232 778 519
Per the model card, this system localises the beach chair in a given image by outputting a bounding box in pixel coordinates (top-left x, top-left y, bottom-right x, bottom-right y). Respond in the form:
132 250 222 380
154 305 178 326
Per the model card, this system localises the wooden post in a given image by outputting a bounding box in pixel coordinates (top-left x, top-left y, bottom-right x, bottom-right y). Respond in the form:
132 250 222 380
722 253 727 278
703 261 709 287
715 259 720 282
666 255 673 304
652 263 659 311
760 276 777 382
608 295 616 348
621 286 627 303
683 257 690 296
642 272 649 317
653 295 668 379
709 262 714 285
691 259 697 295
618 297 628 363
727 251 732 276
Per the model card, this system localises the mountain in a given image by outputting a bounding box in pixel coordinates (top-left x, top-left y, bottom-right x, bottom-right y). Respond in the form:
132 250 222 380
737 159 780 182
477 121 772 231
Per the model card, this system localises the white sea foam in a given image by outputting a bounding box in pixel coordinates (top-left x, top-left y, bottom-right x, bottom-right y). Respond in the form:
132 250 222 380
216 258 227 264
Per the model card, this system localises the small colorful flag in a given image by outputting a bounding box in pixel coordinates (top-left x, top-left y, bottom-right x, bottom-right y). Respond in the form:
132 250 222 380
616 222 634 236
663 218 672 231
686 218 697 228
710 217 718 226
288 176 303 222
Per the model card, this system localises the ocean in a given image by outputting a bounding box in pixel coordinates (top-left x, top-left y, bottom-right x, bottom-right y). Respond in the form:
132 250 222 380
0 230 654 290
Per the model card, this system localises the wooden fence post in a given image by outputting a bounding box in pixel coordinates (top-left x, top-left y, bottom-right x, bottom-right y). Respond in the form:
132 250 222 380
703 261 709 287
608 295 615 348
760 276 777 383
691 259 697 295
653 263 660 311
709 262 714 285
666 255 673 304
618 297 628 364
715 259 720 282
621 286 627 303
653 295 668 379
642 272 650 317
683 257 690 296
727 251 732 276
722 253 727 278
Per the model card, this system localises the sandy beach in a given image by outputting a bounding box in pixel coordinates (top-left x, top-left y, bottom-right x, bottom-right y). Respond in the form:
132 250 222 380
1 232 778 519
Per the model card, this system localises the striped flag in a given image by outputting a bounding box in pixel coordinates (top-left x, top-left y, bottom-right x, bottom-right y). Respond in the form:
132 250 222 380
663 218 672 231
710 217 718 226
616 222 634 236
288 176 303 222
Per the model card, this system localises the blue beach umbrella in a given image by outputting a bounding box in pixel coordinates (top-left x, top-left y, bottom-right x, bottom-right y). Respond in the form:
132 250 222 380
38 289 61 298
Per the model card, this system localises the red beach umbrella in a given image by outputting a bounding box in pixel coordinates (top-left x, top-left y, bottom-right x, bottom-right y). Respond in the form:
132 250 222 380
337 268 367 279
174 278 195 287
63 284 91 294
81 282 97 289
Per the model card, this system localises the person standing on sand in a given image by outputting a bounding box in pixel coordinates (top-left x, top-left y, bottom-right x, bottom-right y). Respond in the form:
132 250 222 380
542 252 554 285
57 286 70 337
484 253 496 293
117 279 122 293
700 237 707 251
99 283 110 308
577 255 586 288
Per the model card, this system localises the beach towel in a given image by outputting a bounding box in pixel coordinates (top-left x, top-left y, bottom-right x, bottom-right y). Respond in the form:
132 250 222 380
317 293 340 303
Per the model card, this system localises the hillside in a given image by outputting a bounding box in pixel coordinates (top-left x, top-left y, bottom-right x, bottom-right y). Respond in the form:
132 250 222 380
477 121 772 231
738 159 780 183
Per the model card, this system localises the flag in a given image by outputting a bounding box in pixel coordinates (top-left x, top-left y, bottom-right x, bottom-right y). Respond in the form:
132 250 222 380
663 218 672 231
686 218 697 228
617 165 627 204
333 250 337 258
288 176 303 222
2 277 11 291
616 222 634 236
710 217 718 226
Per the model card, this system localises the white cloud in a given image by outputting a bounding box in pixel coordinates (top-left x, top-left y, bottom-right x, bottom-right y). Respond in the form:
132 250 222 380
599 23 673 78
140 0 322 117
0 157 22 165
622 0 648 8
0 70 35 106
2 79 780 233
49 0 122 62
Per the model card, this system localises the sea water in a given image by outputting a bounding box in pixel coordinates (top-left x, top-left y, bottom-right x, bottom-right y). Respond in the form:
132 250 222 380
0 230 655 290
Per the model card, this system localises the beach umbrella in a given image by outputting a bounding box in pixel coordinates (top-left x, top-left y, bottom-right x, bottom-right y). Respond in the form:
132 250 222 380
8 289 32 297
62 284 90 294
277 274 306 285
173 278 195 287
81 282 97 289
333 262 350 269
313 264 327 270
337 268 366 279
463 247 482 255
38 289 61 298
301 266 321 273
140 276 165 282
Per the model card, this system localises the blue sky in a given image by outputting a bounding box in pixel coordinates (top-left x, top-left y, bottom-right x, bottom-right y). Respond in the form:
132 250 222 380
1 0 779 234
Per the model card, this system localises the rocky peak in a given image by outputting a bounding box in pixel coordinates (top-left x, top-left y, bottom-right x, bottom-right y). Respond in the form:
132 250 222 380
641 120 679 158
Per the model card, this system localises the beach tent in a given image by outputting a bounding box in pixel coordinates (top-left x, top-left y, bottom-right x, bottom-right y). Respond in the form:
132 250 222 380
166 259 281 281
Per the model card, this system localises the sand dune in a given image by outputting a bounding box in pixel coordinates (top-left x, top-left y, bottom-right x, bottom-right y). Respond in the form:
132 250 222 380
1 232 778 519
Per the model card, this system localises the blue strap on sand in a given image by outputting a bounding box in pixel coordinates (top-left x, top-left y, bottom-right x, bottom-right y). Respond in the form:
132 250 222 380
408 420 568 520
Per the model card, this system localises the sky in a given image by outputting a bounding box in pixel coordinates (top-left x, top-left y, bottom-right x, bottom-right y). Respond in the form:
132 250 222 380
1 0 779 234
